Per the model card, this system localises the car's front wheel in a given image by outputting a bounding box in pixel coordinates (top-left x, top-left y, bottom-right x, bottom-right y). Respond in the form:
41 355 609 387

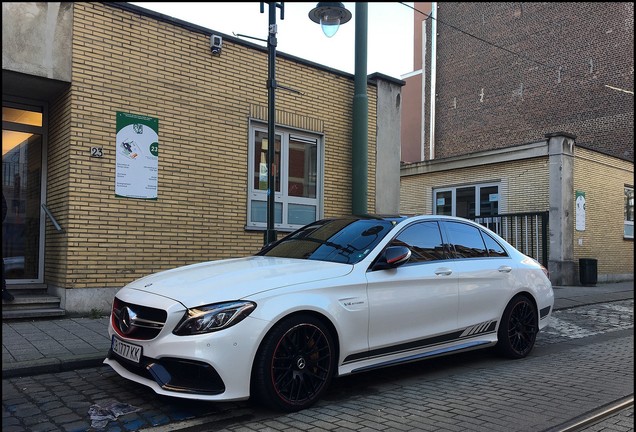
252 314 336 412
496 294 538 359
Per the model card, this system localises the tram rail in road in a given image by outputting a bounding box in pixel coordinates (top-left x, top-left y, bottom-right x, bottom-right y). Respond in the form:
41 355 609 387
546 395 634 432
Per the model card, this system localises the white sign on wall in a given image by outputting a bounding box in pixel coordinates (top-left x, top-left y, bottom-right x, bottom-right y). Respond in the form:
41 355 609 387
115 112 159 200
576 191 586 231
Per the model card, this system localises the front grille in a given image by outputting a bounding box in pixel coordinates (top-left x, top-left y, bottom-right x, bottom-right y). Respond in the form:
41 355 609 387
112 297 168 340
108 351 226 395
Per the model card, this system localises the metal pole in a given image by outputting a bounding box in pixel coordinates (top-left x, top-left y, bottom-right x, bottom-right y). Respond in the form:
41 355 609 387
265 2 281 245
352 3 368 216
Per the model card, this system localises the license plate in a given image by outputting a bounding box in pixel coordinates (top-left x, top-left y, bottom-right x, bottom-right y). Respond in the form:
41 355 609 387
112 336 142 364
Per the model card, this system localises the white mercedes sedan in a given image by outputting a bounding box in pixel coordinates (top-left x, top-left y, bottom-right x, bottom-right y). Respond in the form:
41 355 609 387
104 215 553 412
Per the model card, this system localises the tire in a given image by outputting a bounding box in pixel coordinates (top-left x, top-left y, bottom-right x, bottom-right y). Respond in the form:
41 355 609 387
252 314 336 412
496 295 538 359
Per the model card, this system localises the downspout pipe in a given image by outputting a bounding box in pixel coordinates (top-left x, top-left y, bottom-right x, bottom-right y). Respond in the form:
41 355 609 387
352 2 368 216
429 2 437 160
420 18 427 161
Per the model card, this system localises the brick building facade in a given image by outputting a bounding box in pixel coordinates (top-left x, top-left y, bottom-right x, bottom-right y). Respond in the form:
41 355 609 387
402 2 634 162
400 3 634 284
2 2 403 314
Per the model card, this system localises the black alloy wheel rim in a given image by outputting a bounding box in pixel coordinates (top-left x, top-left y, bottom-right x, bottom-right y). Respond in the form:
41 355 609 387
271 323 332 405
508 300 538 356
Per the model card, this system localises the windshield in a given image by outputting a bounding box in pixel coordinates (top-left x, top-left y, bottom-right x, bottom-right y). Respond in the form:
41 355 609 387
258 218 397 264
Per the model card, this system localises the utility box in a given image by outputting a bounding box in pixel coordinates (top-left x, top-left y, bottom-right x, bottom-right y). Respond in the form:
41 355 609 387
579 258 598 286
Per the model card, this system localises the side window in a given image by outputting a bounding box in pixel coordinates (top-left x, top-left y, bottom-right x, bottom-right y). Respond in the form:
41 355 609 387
391 221 447 263
443 221 488 258
482 231 508 257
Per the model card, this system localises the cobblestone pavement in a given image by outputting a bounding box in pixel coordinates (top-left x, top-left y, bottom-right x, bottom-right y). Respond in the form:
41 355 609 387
579 405 634 432
537 300 634 345
2 300 633 432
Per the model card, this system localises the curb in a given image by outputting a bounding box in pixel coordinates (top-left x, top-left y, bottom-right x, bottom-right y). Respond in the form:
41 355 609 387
2 353 107 379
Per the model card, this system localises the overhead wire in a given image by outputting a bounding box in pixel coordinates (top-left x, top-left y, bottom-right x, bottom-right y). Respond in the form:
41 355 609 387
398 2 560 73
397 2 634 95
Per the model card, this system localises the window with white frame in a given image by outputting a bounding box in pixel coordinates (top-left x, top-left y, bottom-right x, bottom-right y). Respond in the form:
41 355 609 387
247 124 322 231
625 186 634 239
433 183 500 218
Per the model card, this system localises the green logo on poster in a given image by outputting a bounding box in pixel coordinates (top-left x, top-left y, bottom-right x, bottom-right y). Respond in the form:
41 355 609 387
149 142 159 156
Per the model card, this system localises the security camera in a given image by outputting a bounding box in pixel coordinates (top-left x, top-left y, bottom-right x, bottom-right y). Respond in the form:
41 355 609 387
211 35 222 55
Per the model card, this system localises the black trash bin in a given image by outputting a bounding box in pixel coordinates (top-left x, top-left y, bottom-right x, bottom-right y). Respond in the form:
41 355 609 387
579 258 598 286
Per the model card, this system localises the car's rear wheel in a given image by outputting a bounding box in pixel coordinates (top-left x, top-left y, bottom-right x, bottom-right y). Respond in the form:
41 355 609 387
496 294 538 359
252 314 335 412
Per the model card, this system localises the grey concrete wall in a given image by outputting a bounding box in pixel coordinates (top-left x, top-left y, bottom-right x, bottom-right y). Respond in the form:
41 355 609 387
547 132 577 285
2 2 72 82
375 79 402 215
50 284 118 316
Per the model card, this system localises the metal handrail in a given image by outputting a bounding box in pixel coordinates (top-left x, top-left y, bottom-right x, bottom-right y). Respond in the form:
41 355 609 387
41 204 63 232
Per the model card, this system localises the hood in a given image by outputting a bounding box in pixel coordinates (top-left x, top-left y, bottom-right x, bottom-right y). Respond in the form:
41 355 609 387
124 256 353 307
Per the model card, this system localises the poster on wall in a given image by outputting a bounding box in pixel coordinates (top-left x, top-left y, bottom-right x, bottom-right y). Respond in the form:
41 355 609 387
575 190 586 231
115 112 159 199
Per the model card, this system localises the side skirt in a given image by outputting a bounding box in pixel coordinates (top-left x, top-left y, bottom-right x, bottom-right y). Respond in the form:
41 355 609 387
344 320 498 365
348 339 495 374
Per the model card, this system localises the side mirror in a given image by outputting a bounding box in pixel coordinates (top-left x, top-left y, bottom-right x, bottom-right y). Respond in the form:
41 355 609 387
373 246 411 270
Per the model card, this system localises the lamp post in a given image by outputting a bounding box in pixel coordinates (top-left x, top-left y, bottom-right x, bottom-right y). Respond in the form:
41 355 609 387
262 2 364 245
262 2 284 245
311 2 368 216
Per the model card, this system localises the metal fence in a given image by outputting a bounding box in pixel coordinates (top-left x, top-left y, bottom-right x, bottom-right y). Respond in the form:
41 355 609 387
470 211 549 267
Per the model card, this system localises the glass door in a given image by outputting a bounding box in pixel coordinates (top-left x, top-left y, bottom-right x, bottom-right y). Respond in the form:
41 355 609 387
2 103 45 283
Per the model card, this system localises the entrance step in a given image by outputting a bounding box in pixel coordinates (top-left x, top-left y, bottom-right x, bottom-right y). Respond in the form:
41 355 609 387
2 284 65 320
2 307 66 320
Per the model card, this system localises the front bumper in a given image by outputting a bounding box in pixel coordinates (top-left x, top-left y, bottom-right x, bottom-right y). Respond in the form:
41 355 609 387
105 350 226 395
104 290 269 401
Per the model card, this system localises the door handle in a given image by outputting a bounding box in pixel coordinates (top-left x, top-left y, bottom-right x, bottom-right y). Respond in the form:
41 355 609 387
498 266 512 273
435 268 453 276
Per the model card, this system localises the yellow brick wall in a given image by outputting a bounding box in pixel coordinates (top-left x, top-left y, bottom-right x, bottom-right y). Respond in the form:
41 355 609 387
573 147 634 276
45 89 73 288
45 3 377 289
400 147 634 279
400 158 550 215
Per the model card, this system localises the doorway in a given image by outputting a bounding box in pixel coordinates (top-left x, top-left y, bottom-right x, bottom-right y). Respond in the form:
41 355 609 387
2 102 46 283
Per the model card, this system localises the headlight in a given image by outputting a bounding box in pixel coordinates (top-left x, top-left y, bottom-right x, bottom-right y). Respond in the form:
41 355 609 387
173 301 256 336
